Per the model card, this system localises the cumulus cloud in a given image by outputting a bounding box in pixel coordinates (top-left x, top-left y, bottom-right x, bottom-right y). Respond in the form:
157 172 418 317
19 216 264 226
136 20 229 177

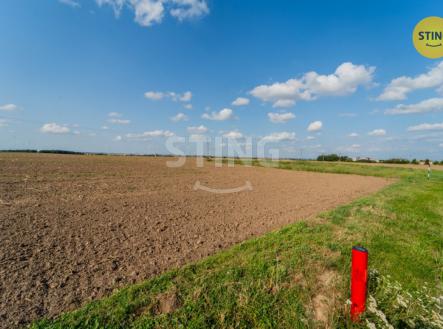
202 108 233 121
368 129 386 136
261 132 296 142
187 125 207 133
144 90 192 102
378 61 443 101
144 91 165 100
232 97 250 106
171 112 188 122
126 130 174 139
114 135 123 141
0 104 18 111
268 112 295 123
184 104 192 110
407 123 443 131
385 97 443 115
223 130 243 139
169 0 209 20
179 91 192 102
307 121 322 132
96 0 209 27
348 132 359 137
133 0 165 26
40 123 71 134
59 0 81 8
250 62 375 107
272 99 296 108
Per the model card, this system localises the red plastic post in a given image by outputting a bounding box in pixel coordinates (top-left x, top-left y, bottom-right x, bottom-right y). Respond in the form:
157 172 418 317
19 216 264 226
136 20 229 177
350 246 368 321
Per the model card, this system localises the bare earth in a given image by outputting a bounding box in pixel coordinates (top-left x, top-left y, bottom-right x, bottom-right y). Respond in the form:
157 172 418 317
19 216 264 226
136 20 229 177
0 154 391 327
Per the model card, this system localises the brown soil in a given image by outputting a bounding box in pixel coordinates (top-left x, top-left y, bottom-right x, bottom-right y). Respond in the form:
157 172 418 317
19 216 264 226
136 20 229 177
0 153 391 327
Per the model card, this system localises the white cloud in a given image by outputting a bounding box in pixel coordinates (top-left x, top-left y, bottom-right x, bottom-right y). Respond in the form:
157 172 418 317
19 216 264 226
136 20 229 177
144 91 164 100
144 90 192 102
101 125 110 130
348 132 359 137
184 104 192 110
95 0 125 16
126 130 174 139
40 123 71 134
133 0 164 26
108 118 131 125
261 131 296 142
385 98 443 115
378 61 443 101
96 0 209 27
232 97 250 106
306 136 315 140
0 104 18 111
251 62 375 107
59 0 81 8
440 143 443 147
407 123 443 131
169 0 209 20
108 111 122 117
187 125 207 133
368 129 386 136
202 108 233 121
307 121 322 132
179 91 192 102
272 99 296 108
114 135 123 141
223 130 243 139
171 112 188 122
268 112 295 123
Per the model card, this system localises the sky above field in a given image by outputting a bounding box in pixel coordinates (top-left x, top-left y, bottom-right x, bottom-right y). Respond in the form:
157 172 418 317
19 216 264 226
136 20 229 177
0 0 443 159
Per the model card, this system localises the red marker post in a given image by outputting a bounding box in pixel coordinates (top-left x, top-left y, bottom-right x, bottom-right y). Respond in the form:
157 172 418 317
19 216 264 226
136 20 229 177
350 246 368 321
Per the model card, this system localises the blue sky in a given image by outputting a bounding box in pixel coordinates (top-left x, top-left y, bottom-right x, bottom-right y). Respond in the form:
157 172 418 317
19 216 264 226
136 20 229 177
0 0 442 159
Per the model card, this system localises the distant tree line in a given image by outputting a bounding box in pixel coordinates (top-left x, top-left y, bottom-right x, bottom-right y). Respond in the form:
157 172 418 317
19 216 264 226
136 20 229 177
0 149 189 157
316 153 442 165
0 149 85 155
379 158 411 164
316 154 353 162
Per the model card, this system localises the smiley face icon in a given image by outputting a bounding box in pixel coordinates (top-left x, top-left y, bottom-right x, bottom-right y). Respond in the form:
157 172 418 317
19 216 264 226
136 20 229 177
413 16 443 59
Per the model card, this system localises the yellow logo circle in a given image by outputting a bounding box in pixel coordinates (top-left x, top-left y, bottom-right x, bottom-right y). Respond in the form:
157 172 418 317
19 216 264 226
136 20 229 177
413 16 443 59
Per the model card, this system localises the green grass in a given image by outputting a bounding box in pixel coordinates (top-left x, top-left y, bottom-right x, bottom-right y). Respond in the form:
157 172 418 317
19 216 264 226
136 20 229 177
219 158 425 178
30 162 443 328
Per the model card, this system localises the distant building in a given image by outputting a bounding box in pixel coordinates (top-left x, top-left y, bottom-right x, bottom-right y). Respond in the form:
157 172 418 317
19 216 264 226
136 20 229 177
356 156 379 163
